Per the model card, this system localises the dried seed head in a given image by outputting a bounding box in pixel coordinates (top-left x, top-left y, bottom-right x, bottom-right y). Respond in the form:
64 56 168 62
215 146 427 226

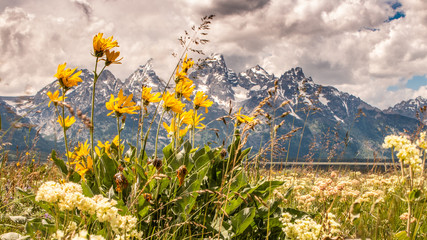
176 165 188 186
151 158 163 171
220 148 227 159
114 172 128 193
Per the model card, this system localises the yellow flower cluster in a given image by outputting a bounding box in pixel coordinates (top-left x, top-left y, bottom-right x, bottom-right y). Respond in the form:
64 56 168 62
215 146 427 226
141 86 161 110
106 89 140 117
162 91 185 114
235 107 255 124
57 115 75 130
47 90 66 107
54 63 83 89
67 141 93 180
93 33 119 57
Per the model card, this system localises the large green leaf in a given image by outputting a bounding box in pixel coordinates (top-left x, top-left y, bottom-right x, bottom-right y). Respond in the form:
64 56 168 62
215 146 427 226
231 207 256 237
25 218 55 239
101 153 117 187
51 150 68 175
81 180 94 197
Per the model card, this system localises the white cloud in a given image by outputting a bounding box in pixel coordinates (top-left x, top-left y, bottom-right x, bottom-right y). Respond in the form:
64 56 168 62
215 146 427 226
0 0 426 109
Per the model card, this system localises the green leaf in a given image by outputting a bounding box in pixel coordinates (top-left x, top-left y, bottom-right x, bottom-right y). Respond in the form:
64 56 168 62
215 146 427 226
193 147 210 171
231 207 256 237
395 231 410 240
81 180 94 197
101 153 117 187
409 189 422 201
51 150 68 175
25 218 55 238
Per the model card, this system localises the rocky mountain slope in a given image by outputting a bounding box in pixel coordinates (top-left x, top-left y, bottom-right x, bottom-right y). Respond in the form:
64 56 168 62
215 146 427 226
0 55 422 160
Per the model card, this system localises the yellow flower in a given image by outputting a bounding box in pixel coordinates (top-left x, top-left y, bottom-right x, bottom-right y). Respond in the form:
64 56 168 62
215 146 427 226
95 135 121 157
102 49 123 66
181 54 194 74
106 89 140 117
163 118 188 138
47 90 66 107
93 33 119 57
16 162 20 167
235 107 255 125
181 110 205 129
193 91 213 113
141 86 161 107
54 63 82 89
175 79 195 101
75 156 93 181
57 115 75 130
68 140 90 161
175 54 194 83
162 91 185 114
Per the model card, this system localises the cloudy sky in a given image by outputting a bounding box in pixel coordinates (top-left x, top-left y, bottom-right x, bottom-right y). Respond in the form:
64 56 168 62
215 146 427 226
1 0 426 109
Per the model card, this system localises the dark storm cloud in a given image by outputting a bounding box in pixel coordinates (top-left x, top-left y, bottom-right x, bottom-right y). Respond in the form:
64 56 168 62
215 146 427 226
198 0 271 16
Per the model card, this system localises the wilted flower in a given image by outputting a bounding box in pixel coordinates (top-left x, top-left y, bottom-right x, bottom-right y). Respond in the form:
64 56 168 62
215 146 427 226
102 49 123 66
176 165 188 186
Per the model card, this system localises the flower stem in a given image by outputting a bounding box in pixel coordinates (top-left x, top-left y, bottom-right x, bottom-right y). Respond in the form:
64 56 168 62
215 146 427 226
61 88 70 166
154 110 166 159
116 114 122 160
90 57 99 160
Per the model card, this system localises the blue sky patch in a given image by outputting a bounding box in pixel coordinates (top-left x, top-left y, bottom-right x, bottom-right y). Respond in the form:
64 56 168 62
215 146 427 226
406 75 427 90
390 1 402 10
388 75 427 92
388 11 405 22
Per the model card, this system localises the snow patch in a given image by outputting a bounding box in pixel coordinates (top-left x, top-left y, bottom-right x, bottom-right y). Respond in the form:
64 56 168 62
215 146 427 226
318 94 329 106
334 115 344 123
211 95 228 107
232 85 249 102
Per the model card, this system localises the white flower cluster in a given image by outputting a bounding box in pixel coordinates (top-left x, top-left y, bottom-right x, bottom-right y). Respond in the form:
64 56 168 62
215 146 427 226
52 229 105 240
36 181 142 239
280 212 342 239
280 212 321 240
383 134 423 173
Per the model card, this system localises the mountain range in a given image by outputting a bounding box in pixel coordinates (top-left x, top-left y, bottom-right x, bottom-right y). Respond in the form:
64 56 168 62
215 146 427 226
0 55 425 161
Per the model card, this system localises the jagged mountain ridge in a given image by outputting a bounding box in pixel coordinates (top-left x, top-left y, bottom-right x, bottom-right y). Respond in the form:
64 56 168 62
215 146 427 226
0 55 421 159
385 96 427 121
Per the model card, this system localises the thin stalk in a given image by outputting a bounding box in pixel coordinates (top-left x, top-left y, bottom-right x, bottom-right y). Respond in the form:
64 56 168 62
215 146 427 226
116 115 122 160
192 110 196 147
154 110 166 159
407 166 414 237
138 109 146 157
296 108 310 162
90 57 99 160
61 88 70 165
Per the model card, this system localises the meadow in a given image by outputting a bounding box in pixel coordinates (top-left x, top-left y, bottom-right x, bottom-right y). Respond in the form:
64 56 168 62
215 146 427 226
0 16 426 240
